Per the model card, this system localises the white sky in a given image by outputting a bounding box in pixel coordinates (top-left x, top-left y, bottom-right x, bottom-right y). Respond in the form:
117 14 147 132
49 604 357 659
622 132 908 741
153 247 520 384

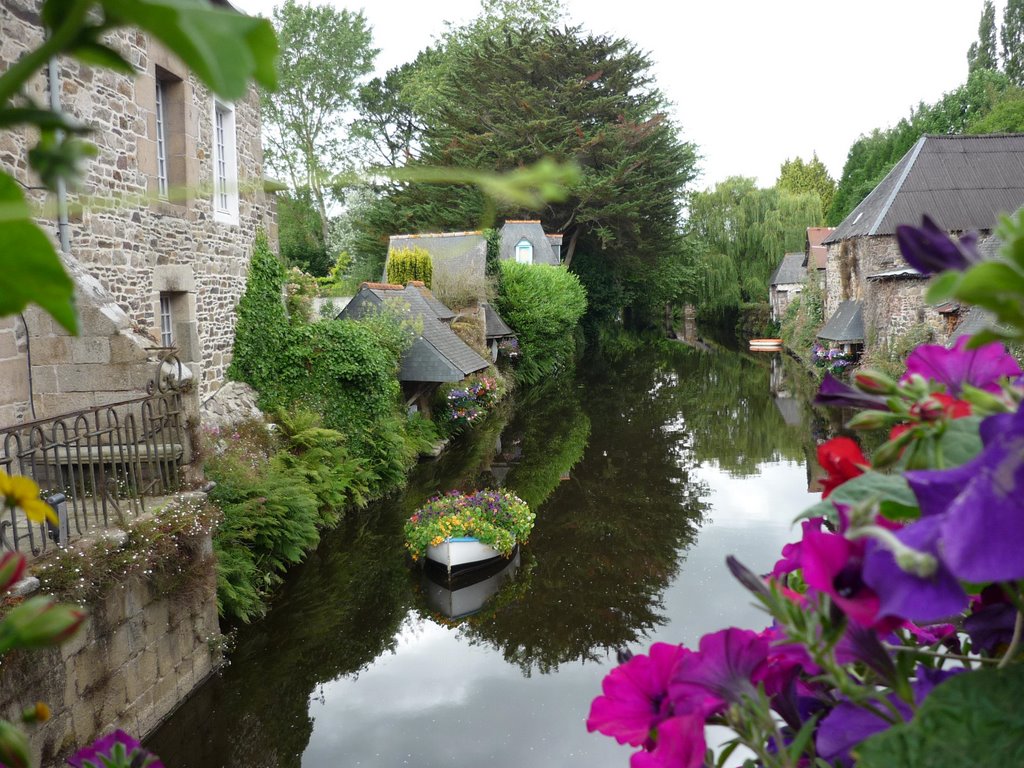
234 0 1002 190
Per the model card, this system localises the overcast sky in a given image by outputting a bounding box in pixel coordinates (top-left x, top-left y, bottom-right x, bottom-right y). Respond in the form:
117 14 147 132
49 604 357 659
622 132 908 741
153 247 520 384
234 0 1001 190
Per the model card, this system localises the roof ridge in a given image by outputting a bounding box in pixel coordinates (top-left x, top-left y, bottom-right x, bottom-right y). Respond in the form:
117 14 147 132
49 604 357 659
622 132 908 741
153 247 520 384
390 231 484 240
867 135 927 236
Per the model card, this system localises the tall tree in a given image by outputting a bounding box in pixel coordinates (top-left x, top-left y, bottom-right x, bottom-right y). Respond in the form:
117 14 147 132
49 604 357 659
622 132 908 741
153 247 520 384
968 0 999 74
352 24 697 325
277 188 332 275
776 153 835 218
263 0 377 241
1003 0 1024 86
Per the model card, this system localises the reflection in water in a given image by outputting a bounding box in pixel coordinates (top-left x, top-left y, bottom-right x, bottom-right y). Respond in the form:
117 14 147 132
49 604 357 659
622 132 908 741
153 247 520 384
148 341 823 767
421 551 523 621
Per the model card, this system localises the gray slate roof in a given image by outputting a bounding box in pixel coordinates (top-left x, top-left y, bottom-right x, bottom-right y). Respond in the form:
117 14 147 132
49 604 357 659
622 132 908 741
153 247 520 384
499 221 561 265
825 134 1024 244
482 302 515 339
817 300 865 342
338 284 489 383
952 306 997 340
770 253 806 286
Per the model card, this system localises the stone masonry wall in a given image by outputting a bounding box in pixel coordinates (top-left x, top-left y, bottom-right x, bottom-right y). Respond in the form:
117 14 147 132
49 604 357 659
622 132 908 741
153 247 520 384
0 0 275 414
0 532 220 767
863 277 944 351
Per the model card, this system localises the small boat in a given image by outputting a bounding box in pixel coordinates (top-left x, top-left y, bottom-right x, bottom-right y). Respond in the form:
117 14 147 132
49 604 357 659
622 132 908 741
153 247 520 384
749 338 783 351
426 536 516 575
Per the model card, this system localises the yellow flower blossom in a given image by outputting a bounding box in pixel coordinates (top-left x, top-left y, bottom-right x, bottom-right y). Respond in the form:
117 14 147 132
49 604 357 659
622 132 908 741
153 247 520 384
0 471 57 526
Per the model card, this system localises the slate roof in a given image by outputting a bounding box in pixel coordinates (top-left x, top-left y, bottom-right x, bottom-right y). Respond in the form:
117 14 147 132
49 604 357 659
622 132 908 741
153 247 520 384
407 281 455 321
338 283 489 383
817 300 865 342
825 134 1024 244
482 302 515 339
770 253 806 286
499 220 561 265
952 306 997 340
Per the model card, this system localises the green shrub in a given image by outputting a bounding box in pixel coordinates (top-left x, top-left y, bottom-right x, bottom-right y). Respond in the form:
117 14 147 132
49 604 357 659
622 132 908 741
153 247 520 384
858 322 936 380
495 261 587 386
780 276 824 358
386 246 433 287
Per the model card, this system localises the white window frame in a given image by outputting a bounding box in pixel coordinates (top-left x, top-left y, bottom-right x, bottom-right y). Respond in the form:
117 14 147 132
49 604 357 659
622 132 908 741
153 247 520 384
159 293 173 347
155 79 169 199
515 238 533 264
212 99 239 225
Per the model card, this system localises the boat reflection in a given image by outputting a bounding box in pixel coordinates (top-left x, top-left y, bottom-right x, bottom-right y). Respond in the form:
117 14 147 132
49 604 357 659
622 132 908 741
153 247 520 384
422 550 521 620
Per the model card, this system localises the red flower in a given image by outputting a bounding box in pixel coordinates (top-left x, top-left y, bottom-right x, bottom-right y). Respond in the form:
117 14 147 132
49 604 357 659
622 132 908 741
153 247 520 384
817 437 868 498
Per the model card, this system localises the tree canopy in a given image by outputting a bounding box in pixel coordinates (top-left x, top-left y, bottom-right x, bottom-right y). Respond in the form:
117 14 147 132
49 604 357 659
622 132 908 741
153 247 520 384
969 1 999 74
263 0 377 240
776 153 836 217
350 22 697 326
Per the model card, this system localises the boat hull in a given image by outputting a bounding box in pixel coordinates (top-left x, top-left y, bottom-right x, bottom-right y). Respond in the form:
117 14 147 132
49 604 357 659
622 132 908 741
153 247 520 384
426 536 512 573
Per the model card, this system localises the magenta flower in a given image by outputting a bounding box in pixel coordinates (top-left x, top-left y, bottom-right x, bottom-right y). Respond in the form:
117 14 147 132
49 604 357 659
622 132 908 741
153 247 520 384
668 628 769 715
771 518 823 578
799 528 882 628
67 731 163 768
587 643 689 748
902 336 1021 395
906 407 1024 582
629 713 706 768
895 215 982 275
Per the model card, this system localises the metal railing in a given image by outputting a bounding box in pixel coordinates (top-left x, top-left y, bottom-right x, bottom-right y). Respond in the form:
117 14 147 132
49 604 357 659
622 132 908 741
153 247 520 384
0 356 189 555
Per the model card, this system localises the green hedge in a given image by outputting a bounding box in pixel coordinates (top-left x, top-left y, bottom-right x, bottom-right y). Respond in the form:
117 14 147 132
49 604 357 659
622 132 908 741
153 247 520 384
495 261 587 386
386 246 433 287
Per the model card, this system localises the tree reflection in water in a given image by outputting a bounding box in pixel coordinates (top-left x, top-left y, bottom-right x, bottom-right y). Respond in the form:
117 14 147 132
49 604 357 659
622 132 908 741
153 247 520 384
148 341 826 765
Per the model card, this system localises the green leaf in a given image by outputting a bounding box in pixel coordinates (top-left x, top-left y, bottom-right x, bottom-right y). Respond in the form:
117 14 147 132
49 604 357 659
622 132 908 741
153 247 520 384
856 665 1024 768
924 269 960 304
70 41 136 74
797 470 919 523
0 171 77 333
936 416 983 467
100 0 279 99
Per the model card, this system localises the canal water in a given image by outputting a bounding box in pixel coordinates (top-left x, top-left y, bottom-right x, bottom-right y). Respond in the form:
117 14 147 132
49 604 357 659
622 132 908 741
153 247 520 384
148 340 829 767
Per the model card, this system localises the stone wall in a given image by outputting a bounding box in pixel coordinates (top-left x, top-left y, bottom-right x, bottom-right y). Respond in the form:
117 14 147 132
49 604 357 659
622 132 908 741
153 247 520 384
0 0 276 418
0 533 220 767
863 276 943 351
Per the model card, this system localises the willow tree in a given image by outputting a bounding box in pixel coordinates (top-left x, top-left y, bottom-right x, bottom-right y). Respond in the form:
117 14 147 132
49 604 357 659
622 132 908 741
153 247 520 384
686 177 821 307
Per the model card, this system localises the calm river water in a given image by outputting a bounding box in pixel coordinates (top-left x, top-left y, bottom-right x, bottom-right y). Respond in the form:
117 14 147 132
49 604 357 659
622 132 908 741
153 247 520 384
148 341 831 767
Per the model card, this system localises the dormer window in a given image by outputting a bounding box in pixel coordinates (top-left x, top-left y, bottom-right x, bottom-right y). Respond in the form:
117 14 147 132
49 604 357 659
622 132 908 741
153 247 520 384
515 238 533 264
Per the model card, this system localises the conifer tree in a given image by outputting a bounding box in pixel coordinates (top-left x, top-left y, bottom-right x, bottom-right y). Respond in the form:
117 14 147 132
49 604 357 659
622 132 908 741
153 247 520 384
1002 0 1024 86
968 0 999 74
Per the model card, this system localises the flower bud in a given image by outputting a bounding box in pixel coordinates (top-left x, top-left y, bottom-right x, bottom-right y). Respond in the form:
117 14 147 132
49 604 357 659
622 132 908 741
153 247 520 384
870 430 915 469
959 383 1011 415
0 596 85 651
0 719 30 768
846 410 901 431
21 701 50 724
0 552 26 594
854 369 899 395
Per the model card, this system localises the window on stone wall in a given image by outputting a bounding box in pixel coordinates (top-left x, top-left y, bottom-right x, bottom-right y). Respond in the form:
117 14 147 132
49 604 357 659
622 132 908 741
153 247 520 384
159 293 174 347
154 67 185 202
212 99 239 225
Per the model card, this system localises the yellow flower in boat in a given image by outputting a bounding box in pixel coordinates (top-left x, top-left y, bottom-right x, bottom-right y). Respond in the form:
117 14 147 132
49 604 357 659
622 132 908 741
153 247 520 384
0 471 57 526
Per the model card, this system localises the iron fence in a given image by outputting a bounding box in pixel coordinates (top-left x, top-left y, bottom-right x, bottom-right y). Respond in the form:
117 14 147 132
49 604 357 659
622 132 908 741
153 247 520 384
0 356 190 555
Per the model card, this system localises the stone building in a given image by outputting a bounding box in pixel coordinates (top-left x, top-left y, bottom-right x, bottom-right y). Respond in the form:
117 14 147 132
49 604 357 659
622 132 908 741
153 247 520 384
768 252 806 322
0 0 275 425
820 134 1024 352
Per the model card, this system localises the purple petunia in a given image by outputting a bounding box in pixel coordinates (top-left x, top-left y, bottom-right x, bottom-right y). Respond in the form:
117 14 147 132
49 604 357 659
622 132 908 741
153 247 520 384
814 374 891 411
906 407 1024 583
895 215 982 275
902 336 1022 395
67 731 163 768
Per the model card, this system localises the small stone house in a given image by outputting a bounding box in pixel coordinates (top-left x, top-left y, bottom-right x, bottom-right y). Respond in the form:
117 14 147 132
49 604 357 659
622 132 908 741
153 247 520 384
337 282 490 414
821 134 1024 352
768 252 807 322
0 0 275 426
